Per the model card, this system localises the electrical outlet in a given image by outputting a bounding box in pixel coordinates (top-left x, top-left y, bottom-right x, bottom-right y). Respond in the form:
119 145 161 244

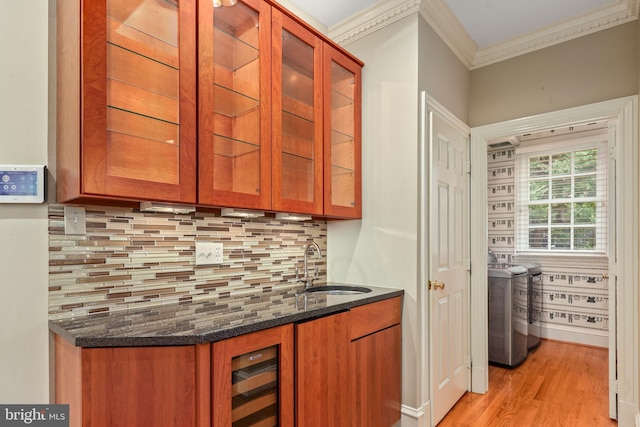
64 206 86 235
195 242 223 266
211 243 223 264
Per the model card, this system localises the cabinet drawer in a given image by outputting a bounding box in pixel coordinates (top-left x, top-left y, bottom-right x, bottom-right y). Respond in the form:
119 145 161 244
350 296 402 340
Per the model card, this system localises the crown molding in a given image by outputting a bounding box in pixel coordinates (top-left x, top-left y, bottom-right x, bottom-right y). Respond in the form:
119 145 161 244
329 0 422 46
472 0 639 69
329 0 639 69
418 0 476 69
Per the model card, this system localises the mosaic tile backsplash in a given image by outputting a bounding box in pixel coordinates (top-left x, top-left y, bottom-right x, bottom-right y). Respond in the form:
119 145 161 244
49 204 327 320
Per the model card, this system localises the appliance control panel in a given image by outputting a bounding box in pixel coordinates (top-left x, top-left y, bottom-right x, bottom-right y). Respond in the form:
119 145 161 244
0 165 46 203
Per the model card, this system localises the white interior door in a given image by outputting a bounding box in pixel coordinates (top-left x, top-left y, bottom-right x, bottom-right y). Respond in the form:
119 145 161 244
427 99 470 425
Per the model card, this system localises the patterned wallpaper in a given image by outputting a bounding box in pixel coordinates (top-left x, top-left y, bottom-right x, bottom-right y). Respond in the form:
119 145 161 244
487 146 609 344
48 204 326 320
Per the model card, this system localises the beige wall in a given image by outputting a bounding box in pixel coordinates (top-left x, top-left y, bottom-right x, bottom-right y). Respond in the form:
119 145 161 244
0 0 50 403
329 14 422 410
470 21 639 126
419 16 470 123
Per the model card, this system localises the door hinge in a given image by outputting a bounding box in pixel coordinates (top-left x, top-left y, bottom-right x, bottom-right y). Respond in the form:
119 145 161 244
466 160 471 174
466 258 471 271
609 145 616 161
466 356 472 369
610 379 618 393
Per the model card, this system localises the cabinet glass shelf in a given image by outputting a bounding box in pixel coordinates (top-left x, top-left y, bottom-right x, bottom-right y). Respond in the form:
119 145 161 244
214 84 260 118
331 129 354 145
282 111 314 160
213 134 260 158
330 141 355 171
214 1 259 47
106 107 180 185
282 64 314 107
282 31 313 79
282 152 314 202
107 7 178 69
331 88 354 110
332 164 356 176
213 27 259 72
331 62 354 94
107 106 179 143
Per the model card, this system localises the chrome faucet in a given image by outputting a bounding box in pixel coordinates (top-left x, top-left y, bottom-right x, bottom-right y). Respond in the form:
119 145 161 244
299 241 322 288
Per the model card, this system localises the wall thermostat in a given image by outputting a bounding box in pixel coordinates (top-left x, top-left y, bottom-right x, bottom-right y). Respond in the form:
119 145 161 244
0 165 46 203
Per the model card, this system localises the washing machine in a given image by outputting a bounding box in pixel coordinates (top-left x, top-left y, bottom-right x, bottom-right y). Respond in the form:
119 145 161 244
488 264 528 367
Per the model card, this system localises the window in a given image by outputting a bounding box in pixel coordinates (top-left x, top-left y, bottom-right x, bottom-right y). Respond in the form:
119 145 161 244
515 137 608 255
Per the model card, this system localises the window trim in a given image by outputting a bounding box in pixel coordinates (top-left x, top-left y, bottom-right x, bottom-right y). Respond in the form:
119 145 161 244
515 135 608 256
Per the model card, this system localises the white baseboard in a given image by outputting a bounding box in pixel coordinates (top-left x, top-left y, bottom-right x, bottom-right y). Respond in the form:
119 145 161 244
401 402 429 427
541 325 608 348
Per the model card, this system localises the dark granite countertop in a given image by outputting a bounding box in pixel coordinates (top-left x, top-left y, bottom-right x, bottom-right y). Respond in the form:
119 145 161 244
49 282 403 347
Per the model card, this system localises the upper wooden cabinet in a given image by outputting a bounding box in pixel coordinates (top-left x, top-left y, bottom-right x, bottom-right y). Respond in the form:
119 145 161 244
198 0 272 209
57 0 362 218
56 0 197 205
323 45 362 218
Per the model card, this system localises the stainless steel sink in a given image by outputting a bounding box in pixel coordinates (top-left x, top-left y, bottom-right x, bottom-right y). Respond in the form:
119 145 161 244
304 285 372 295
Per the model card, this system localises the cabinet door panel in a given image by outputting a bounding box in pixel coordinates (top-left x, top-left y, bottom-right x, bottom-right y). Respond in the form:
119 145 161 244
70 0 197 203
199 0 272 209
82 346 199 427
351 325 402 427
296 312 351 426
271 10 323 215
323 45 362 218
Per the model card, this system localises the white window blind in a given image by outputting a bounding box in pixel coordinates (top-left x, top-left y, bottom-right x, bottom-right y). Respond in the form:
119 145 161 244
515 137 608 255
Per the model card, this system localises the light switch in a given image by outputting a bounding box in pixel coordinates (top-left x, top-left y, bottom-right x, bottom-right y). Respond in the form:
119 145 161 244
64 206 86 235
195 242 223 266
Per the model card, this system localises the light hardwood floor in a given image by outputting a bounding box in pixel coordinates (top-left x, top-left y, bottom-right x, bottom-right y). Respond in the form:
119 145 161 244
438 340 617 426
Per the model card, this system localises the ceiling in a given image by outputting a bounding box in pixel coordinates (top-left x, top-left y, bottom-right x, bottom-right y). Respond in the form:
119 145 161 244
442 0 616 49
285 0 637 68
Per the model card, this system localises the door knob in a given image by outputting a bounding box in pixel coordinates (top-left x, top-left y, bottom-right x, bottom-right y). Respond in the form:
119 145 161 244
429 280 445 290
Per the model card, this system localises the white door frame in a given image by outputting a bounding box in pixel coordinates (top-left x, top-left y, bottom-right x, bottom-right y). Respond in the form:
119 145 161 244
469 96 638 425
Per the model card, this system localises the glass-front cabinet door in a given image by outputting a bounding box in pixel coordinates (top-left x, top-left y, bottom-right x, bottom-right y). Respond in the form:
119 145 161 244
323 45 362 218
212 325 294 427
271 10 323 215
198 0 272 209
58 0 197 203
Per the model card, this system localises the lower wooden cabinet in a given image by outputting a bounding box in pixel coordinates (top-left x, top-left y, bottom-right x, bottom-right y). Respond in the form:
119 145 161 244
351 325 402 427
349 297 402 427
54 335 210 427
212 324 294 427
295 297 402 427
53 298 400 427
